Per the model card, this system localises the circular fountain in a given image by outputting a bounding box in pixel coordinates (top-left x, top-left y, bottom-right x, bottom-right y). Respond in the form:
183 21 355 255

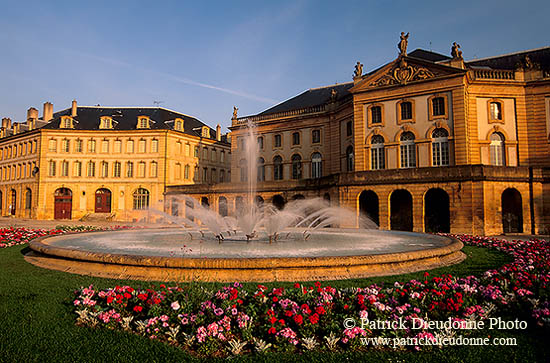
26 227 464 282
25 121 465 282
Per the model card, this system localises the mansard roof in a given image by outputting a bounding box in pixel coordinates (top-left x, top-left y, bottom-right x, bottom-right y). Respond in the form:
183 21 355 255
40 106 227 143
466 46 550 71
408 49 451 62
257 82 354 116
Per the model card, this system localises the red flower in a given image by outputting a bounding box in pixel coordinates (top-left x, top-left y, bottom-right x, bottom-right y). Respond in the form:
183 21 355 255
133 306 143 312
273 296 278 302
284 310 293 317
294 314 303 325
279 319 285 326
270 316 277 324
268 327 276 334
309 313 319 324
123 292 132 299
294 283 300 288
315 306 325 315
106 296 114 304
314 281 321 288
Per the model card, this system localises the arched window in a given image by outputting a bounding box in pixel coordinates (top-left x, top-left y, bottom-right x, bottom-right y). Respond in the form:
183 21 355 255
273 156 283 180
311 152 322 179
400 132 416 168
291 154 302 179
133 188 150 210
346 146 354 172
239 159 247 182
257 157 265 181
371 135 385 170
432 128 449 166
25 188 32 210
490 132 505 166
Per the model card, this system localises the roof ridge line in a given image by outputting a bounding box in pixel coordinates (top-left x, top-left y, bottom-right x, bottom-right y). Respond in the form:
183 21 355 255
467 46 550 62
308 82 353 91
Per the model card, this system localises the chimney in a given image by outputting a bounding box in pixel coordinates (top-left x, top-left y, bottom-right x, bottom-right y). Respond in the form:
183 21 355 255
71 100 77 117
2 117 12 129
216 124 221 141
43 102 53 122
13 123 20 135
27 107 39 120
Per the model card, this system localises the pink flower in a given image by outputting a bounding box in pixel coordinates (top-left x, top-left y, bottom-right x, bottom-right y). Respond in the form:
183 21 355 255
171 301 180 310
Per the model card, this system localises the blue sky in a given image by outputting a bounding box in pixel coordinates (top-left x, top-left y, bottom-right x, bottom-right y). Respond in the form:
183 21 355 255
1 0 548 131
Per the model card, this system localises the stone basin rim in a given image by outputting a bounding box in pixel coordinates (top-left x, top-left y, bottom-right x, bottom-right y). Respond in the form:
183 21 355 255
28 228 464 269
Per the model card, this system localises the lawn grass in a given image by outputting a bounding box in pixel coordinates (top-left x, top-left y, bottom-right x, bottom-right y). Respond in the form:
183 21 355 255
0 243 547 362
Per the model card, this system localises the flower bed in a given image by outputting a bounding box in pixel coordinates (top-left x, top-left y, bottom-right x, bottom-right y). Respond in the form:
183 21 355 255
0 225 134 248
0 228 60 248
73 235 550 356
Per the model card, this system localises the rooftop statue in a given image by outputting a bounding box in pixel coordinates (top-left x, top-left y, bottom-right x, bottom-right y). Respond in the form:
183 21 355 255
232 106 238 119
398 32 409 56
451 42 463 59
354 61 363 78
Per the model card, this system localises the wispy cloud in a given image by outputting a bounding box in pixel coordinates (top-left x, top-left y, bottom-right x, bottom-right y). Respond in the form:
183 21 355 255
58 48 279 104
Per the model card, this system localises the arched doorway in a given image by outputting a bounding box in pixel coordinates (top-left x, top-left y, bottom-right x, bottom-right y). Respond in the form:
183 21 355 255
424 188 450 233
201 197 210 209
502 188 523 233
54 188 72 219
359 190 379 227
95 188 111 213
272 194 286 210
235 196 244 216
10 189 16 216
219 196 228 217
390 189 413 231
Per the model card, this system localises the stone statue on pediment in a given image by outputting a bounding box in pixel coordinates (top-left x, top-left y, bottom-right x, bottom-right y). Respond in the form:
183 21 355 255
451 42 463 59
232 106 238 119
330 88 338 101
398 32 409 56
354 62 363 78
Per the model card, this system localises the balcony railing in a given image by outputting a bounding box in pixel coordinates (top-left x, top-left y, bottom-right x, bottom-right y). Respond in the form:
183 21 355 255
234 105 327 125
472 69 515 80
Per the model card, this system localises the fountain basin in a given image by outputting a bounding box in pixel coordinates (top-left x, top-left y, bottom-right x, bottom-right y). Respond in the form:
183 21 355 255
25 228 465 282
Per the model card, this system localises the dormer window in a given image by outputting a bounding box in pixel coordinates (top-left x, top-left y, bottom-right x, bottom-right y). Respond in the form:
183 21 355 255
201 126 210 138
174 118 183 131
99 117 113 129
137 117 150 129
60 117 73 129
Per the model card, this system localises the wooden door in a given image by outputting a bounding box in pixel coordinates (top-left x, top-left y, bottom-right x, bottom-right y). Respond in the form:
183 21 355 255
95 189 111 213
54 188 72 219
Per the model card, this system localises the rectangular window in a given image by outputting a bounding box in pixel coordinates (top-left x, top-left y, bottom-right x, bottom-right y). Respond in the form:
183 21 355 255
61 139 70 152
400 144 416 168
87 162 95 177
220 170 224 182
185 143 190 156
371 148 385 170
432 97 445 116
401 102 412 120
274 134 282 148
184 165 190 179
48 139 57 152
203 167 208 182
211 149 216 161
346 121 353 136
194 146 199 157
48 161 56 176
114 140 122 153
138 140 146 153
88 140 96 153
74 161 82 177
113 162 121 177
176 142 182 155
101 140 109 153
490 102 502 120
432 141 450 166
138 162 146 177
150 162 158 177
203 148 208 159
101 162 108 177
75 139 83 152
127 140 134 153
257 137 264 149
176 164 182 179
151 139 159 153
61 161 69 176
371 107 382 124
220 151 225 163
126 162 134 177
292 132 300 145
312 130 321 143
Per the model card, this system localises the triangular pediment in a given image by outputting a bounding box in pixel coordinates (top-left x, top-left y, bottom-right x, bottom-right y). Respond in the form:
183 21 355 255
350 56 466 93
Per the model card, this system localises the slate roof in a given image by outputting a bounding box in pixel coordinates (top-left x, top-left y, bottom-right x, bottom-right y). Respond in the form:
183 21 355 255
40 106 227 143
408 49 451 62
257 82 354 116
466 46 550 71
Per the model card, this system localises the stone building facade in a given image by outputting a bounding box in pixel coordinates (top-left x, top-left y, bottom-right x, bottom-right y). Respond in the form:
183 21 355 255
0 102 230 220
167 40 550 236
